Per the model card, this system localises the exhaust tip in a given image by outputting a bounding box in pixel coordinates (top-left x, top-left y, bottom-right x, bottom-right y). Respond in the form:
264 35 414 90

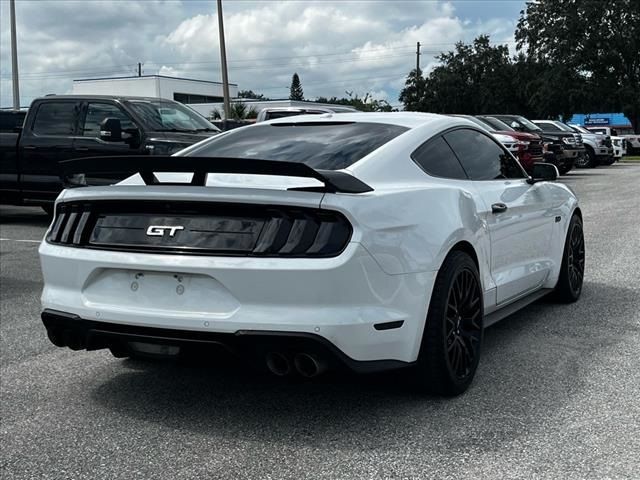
293 353 327 378
265 352 292 376
63 330 85 351
46 328 66 348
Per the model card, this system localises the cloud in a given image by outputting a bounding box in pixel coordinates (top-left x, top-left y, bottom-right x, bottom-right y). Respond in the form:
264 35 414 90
0 0 522 107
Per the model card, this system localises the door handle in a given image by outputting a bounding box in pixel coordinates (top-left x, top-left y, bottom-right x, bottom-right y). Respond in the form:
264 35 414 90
491 203 508 214
23 146 36 150
75 147 89 151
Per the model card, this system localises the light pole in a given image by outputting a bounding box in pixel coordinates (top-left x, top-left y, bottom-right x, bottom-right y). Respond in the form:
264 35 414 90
10 0 20 110
216 0 231 120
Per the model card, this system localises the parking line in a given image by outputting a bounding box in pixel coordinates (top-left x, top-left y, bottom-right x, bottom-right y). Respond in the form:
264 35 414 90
0 238 41 244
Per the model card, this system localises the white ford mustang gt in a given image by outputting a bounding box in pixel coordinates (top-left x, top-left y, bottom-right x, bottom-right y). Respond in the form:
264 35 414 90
39 112 585 396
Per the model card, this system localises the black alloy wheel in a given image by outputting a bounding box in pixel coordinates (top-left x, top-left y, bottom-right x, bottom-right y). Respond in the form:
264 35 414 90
416 251 483 396
554 214 585 303
576 148 595 168
445 268 483 380
566 221 585 296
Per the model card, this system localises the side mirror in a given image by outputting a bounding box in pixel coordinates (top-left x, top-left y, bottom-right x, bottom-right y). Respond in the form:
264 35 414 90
527 162 558 184
99 117 122 142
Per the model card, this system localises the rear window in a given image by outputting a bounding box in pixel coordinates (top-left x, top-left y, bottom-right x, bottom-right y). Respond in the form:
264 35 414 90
185 122 408 170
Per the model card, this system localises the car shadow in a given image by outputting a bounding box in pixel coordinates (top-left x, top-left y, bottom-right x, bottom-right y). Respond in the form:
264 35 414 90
90 281 637 452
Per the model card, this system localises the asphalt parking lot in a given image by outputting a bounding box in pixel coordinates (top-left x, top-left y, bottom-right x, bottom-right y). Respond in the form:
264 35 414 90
1 164 639 480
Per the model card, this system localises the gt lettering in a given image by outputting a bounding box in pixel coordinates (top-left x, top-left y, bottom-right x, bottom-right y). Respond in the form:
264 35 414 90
146 226 184 237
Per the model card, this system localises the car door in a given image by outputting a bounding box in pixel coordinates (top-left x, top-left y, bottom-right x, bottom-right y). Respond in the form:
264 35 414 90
444 128 555 305
19 100 81 202
73 101 141 157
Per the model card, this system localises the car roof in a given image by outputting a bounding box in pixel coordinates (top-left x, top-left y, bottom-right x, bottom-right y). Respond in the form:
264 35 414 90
33 95 171 102
265 111 469 130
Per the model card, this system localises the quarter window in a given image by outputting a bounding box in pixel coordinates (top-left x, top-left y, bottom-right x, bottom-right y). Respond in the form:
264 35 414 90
444 129 525 180
32 102 77 135
82 103 136 137
411 136 467 180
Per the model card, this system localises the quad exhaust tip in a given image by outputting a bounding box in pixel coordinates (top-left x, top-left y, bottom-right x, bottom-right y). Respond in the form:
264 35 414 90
293 353 328 378
265 351 292 376
265 352 329 378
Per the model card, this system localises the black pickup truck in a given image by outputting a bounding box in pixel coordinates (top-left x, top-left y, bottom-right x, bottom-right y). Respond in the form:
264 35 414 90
0 95 219 212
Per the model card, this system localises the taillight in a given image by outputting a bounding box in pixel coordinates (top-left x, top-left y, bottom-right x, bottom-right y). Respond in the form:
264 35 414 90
47 203 93 246
47 201 352 258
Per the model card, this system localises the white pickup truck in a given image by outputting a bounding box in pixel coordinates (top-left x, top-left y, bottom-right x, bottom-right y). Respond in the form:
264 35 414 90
586 126 639 157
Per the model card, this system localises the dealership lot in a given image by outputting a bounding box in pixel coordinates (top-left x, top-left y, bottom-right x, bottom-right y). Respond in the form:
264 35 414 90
1 164 639 479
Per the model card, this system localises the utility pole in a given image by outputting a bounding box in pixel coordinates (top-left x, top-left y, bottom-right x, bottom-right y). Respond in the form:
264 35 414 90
138 62 142 77
10 0 20 110
416 41 421 73
216 0 231 120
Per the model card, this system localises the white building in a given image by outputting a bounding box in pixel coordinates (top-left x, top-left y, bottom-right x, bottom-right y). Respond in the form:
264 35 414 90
72 75 238 105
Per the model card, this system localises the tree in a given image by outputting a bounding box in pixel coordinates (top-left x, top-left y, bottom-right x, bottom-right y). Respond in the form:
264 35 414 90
399 36 518 115
210 102 258 120
289 73 304 101
516 0 640 131
237 90 268 100
315 92 394 112
398 68 428 111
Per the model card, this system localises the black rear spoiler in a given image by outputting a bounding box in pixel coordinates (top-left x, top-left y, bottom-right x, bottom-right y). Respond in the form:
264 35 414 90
60 155 373 194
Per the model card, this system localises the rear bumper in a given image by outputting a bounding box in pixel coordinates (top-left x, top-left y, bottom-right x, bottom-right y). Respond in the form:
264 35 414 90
41 309 413 373
39 241 436 364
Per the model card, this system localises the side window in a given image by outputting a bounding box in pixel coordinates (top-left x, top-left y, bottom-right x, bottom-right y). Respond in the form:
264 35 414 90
411 136 467 180
444 128 525 180
82 103 136 137
32 102 77 135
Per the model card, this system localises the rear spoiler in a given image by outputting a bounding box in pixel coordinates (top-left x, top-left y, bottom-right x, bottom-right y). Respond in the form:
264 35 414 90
59 155 373 194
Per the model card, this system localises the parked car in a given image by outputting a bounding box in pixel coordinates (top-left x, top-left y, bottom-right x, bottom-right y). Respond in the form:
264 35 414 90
585 126 634 157
474 116 544 173
0 95 220 213
256 105 358 122
39 112 584 396
531 121 586 163
567 124 614 167
488 115 578 174
448 115 542 173
586 126 639 155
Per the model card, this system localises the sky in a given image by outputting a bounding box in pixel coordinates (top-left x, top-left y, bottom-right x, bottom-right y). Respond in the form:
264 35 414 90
0 0 526 108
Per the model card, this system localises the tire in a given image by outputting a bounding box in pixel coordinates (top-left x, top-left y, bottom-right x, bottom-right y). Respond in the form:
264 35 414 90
553 214 585 303
602 156 616 166
558 165 570 175
414 251 483 396
576 148 595 168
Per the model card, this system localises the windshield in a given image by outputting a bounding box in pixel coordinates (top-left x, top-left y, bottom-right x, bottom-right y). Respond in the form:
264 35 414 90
515 116 543 132
183 122 408 170
481 116 515 131
554 122 576 132
571 125 590 134
617 127 635 135
126 100 219 133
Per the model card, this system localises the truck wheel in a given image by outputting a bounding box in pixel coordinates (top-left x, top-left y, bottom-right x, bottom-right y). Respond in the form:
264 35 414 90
602 156 616 166
553 214 585 303
414 251 483 396
576 148 595 168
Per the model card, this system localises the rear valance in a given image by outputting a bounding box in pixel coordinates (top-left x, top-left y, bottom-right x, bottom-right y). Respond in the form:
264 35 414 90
60 155 373 194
